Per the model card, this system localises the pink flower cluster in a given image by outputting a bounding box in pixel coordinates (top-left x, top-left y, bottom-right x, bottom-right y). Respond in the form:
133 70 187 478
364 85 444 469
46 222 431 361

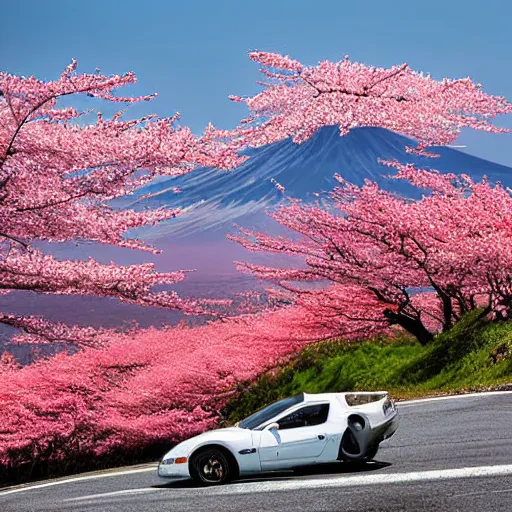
227 51 512 151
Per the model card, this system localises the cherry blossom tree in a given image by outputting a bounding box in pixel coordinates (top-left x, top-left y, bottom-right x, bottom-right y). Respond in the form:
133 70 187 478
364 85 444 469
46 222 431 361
0 61 243 343
231 162 512 345
224 51 512 151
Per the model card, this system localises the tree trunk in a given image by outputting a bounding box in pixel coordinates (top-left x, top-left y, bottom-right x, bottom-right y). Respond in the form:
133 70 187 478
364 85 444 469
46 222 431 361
440 294 453 332
384 309 434 346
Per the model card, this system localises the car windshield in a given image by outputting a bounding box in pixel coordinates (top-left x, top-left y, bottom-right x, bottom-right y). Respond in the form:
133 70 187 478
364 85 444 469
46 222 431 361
238 393 304 430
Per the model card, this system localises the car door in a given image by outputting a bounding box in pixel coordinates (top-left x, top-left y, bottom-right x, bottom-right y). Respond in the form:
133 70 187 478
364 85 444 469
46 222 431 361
258 403 330 470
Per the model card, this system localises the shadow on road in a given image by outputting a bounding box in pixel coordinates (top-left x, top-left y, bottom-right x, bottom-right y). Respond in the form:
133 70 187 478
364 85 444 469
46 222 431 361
153 460 392 489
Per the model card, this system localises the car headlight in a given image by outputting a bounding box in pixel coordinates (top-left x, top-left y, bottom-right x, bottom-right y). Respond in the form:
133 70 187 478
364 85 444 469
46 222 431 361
160 456 187 465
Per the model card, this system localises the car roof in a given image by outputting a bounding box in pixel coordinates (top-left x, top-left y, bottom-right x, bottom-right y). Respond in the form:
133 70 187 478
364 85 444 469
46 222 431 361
303 392 337 402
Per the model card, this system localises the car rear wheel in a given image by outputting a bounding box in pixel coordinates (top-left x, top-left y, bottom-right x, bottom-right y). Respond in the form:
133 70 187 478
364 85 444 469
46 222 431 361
189 448 232 486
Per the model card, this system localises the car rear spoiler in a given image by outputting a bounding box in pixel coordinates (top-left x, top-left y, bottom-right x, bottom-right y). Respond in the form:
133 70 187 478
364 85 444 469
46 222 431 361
344 392 388 407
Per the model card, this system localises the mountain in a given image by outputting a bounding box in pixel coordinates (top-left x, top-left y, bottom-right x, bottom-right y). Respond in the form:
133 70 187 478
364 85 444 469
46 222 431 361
3 126 512 346
119 126 512 241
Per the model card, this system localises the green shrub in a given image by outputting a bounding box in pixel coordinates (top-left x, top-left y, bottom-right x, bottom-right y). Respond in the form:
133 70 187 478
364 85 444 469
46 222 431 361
222 313 512 425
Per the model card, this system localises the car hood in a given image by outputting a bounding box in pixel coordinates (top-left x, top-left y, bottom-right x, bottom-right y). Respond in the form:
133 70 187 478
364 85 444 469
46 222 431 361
162 427 252 458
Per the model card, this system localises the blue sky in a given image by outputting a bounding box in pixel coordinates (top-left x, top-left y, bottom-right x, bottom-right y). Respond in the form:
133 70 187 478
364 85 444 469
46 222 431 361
2 0 511 166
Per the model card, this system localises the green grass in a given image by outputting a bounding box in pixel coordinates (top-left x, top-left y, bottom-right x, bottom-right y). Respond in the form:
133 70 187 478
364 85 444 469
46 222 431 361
222 311 512 424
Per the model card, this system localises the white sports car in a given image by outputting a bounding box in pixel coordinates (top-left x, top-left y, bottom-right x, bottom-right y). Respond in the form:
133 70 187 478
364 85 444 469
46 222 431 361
158 391 398 486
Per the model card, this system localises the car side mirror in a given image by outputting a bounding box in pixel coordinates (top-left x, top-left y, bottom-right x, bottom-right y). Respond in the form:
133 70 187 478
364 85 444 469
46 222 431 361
264 422 280 431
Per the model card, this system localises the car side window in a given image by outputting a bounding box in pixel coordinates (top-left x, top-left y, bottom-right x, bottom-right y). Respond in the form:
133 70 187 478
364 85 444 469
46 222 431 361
277 403 330 430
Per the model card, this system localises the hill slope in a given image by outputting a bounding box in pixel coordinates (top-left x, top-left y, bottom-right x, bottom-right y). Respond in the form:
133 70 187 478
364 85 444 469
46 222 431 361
222 312 512 425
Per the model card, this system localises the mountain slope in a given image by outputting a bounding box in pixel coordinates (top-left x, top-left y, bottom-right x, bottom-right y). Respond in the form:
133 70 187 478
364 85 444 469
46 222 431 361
121 126 512 240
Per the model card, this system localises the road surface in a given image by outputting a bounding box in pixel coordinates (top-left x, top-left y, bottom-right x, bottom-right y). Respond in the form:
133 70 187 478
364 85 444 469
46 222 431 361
2 392 512 511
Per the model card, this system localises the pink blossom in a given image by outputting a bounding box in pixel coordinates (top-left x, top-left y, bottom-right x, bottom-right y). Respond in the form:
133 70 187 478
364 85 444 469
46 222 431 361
227 52 512 151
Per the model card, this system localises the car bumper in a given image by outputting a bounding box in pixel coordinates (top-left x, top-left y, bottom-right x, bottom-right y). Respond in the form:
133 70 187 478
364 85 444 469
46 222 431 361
339 411 398 461
157 461 191 479
373 412 399 441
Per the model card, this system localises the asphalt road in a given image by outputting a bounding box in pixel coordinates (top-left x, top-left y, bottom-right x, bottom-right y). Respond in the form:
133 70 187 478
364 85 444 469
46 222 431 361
2 392 512 512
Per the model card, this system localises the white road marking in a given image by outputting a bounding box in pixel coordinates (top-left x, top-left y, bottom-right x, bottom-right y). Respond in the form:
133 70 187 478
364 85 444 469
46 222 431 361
0 466 157 496
66 487 164 501
1 391 511 496
206 465 512 495
65 464 512 501
398 390 512 406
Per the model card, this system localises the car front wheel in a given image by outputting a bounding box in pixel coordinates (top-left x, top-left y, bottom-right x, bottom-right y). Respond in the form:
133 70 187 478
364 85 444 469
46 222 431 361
189 448 232 486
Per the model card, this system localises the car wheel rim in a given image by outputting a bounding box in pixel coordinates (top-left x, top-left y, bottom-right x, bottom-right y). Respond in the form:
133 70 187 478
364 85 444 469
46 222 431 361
199 455 225 482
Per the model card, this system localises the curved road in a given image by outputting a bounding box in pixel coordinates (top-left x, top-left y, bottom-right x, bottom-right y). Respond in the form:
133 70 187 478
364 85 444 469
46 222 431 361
2 392 512 511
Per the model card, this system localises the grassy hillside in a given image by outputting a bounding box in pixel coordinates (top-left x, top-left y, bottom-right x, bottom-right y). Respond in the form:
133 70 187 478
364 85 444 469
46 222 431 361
222 311 512 424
